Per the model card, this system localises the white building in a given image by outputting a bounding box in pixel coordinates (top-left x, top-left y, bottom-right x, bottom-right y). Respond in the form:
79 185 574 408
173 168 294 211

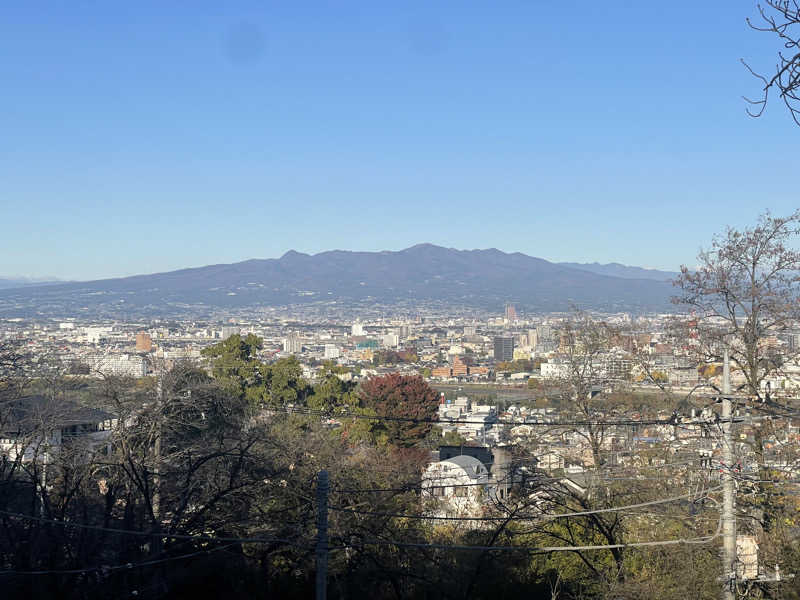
540 361 570 379
351 321 365 336
382 334 399 348
283 334 302 354
220 326 241 340
422 455 488 518
89 353 147 377
0 396 116 464
85 326 112 344
324 344 341 359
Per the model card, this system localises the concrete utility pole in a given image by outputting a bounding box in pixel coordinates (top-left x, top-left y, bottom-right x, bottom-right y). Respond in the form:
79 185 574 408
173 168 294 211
721 349 736 600
316 469 329 600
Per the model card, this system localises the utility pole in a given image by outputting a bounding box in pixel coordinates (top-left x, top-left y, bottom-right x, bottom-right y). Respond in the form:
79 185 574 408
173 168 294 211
721 348 736 600
316 469 329 600
153 368 162 522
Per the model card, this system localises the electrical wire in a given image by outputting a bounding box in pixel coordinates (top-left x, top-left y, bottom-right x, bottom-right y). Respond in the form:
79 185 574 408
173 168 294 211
0 508 312 547
0 543 236 577
275 405 724 427
318 485 723 522
328 514 723 553
331 469 716 495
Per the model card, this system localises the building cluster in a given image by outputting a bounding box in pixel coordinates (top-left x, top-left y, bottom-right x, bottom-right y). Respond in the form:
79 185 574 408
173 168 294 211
3 306 800 529
6 309 800 398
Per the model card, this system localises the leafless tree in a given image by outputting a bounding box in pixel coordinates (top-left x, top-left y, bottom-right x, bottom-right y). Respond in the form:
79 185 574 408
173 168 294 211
743 1 800 125
551 312 618 467
0 341 32 402
673 210 800 402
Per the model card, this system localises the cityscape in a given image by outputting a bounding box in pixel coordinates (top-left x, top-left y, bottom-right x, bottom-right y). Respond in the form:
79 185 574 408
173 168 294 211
2 2 800 600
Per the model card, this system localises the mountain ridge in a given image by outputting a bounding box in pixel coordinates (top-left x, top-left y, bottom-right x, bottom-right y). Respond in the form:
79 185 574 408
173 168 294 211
0 245 677 317
556 262 679 281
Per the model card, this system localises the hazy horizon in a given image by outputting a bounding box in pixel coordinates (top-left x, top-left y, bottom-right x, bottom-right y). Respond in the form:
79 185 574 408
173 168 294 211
0 243 681 283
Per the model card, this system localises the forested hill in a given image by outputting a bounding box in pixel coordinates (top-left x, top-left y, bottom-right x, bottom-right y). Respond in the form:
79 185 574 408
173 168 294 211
0 244 674 316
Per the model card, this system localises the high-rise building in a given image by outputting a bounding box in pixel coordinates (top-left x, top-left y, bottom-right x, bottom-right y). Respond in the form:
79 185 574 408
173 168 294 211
283 334 302 354
527 329 538 349
324 344 340 359
220 326 241 340
505 304 517 322
351 321 365 336
382 333 399 348
90 353 147 377
493 336 514 362
135 332 153 352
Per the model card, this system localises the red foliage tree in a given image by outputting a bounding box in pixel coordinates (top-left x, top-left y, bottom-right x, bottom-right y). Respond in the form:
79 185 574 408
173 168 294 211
359 373 439 447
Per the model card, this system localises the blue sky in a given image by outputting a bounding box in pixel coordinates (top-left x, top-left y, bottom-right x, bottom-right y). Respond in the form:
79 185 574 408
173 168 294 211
1 1 797 280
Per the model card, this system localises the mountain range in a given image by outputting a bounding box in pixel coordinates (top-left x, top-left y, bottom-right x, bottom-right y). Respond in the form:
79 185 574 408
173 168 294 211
556 262 678 281
0 277 64 290
0 245 678 317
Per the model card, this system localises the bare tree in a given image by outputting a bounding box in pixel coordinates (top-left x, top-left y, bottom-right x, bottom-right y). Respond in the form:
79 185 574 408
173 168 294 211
673 209 800 401
0 341 32 402
743 1 800 125
552 312 618 467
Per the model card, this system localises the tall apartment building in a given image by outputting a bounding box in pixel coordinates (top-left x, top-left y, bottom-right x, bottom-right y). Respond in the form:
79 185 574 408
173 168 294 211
90 354 148 377
382 333 399 348
505 304 517 322
135 332 153 352
220 326 241 340
493 336 514 362
283 334 302 354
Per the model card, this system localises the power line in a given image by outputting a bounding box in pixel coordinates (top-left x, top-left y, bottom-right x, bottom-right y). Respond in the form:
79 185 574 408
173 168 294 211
0 508 312 547
0 543 236 577
332 469 717 495
328 515 722 553
321 485 723 522
276 405 725 427
327 456 719 486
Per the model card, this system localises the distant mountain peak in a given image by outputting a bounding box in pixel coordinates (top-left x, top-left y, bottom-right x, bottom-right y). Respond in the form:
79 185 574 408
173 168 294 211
280 250 310 260
0 246 674 317
402 243 451 253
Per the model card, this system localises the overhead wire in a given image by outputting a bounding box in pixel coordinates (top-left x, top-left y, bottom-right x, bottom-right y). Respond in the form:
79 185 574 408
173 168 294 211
0 543 237 577
327 514 723 553
0 508 313 548
275 404 740 427
315 484 723 522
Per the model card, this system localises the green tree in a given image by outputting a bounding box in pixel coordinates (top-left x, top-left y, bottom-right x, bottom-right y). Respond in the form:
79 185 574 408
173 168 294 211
266 356 309 407
200 334 265 401
441 429 468 446
307 373 357 413
201 336 309 409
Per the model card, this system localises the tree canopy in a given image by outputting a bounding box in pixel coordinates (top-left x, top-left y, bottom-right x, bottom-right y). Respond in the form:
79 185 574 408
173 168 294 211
359 374 439 447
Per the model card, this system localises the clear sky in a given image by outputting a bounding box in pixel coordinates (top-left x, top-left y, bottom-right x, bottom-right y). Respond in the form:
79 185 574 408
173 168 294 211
1 1 798 281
